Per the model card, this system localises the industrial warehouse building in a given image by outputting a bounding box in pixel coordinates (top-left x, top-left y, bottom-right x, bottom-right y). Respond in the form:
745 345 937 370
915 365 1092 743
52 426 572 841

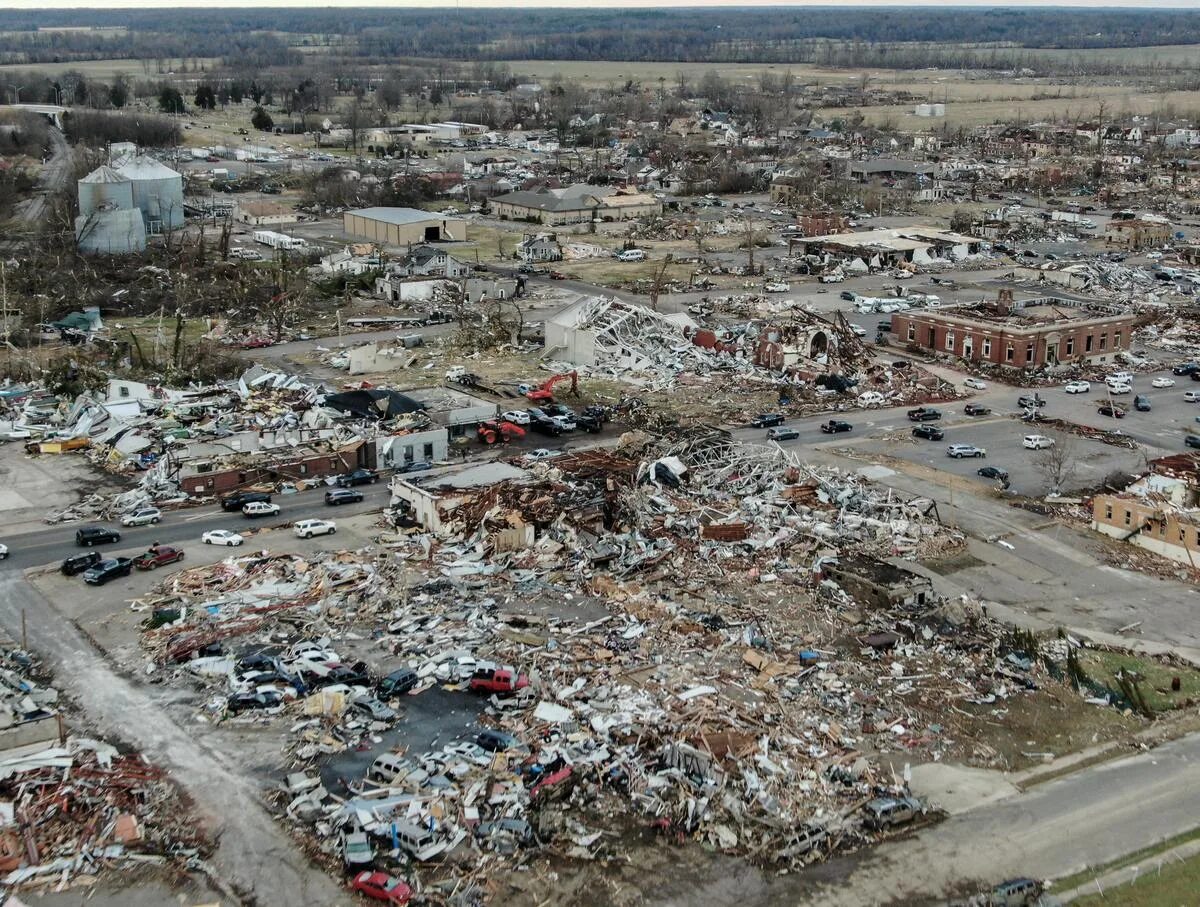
343 207 465 246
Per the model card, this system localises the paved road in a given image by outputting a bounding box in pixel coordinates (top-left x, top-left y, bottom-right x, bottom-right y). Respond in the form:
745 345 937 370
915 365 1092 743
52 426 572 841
0 481 393 572
0 571 350 907
14 124 70 226
814 732 1200 906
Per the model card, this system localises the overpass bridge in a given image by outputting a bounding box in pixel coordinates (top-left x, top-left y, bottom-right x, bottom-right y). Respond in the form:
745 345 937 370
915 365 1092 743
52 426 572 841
0 103 66 128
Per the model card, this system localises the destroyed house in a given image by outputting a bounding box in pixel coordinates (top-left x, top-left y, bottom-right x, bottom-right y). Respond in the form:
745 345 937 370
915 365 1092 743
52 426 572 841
825 558 934 609
177 440 368 498
390 462 531 536
1091 454 1200 566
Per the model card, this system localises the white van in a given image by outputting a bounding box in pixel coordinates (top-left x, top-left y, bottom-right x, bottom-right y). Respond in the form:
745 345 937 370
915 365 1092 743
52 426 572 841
367 752 413 784
391 821 437 857
616 249 646 262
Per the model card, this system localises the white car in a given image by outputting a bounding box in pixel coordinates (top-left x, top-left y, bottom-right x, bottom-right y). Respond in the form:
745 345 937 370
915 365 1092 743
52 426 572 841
616 249 646 262
1185 390 1200 403
524 448 561 461
0 543 7 559
243 501 281 518
294 519 336 539
121 507 162 527
849 324 867 337
1023 434 1055 450
1107 383 1132 395
500 410 530 425
763 282 790 293
963 377 987 390
202 529 244 546
858 391 886 406
946 443 986 459
1110 371 1134 384
1146 251 1163 260
1064 381 1091 394
1151 377 1176 388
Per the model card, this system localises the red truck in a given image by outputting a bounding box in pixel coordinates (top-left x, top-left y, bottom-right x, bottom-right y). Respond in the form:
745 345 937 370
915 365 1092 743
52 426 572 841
133 546 185 570
468 666 530 695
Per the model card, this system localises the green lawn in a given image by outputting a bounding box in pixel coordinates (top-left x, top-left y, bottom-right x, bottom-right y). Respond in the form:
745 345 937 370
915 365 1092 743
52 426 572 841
1077 650 1200 714
1071 851 1200 907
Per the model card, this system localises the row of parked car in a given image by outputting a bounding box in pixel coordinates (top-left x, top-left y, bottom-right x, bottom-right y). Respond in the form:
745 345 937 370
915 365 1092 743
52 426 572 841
500 404 608 437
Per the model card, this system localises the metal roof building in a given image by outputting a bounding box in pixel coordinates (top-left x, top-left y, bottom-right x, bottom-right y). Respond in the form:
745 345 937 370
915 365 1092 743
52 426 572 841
343 207 465 245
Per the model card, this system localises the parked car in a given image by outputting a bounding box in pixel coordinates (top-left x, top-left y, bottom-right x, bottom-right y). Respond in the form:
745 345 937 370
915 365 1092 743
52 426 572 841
524 448 561 461
325 489 363 506
977 466 1009 481
378 668 419 697
81 557 134 585
476 729 522 752
862 796 923 830
294 519 336 539
120 507 162 527
907 408 941 422
61 551 102 576
750 413 785 428
615 249 645 262
964 403 991 416
963 377 987 390
988 877 1043 907
350 696 398 722
475 818 536 847
350 871 412 905
575 414 603 433
469 666 530 695
763 281 789 293
947 443 986 458
1064 381 1090 394
820 420 853 434
341 829 373 868
1151 377 1176 388
398 459 433 473
501 410 531 425
767 427 801 441
133 546 185 570
1186 434 1200 449
1017 395 1047 408
226 691 284 713
1023 434 1054 449
1185 390 1200 403
912 425 944 441
242 501 281 518
220 491 271 512
202 529 244 546
75 526 121 547
335 468 378 487
839 291 857 301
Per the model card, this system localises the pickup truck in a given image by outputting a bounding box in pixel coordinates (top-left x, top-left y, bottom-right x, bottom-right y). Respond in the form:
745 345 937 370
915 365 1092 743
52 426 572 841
468 667 530 695
133 546 185 570
906 407 942 422
82 557 134 585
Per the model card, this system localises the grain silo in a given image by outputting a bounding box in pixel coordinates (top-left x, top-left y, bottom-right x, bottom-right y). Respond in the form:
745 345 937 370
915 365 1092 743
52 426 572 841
77 165 134 218
115 155 184 232
75 208 147 255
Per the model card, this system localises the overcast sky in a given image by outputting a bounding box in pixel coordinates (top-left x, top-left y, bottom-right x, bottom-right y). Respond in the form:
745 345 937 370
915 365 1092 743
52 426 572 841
4 1 1196 9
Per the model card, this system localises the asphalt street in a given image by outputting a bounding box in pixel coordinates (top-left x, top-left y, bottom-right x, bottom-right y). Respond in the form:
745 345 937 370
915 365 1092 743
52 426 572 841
0 481 393 572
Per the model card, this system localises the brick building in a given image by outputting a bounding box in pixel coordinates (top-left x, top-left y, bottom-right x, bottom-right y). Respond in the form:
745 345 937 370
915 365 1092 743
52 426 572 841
889 290 1136 370
1104 213 1172 251
1091 454 1200 567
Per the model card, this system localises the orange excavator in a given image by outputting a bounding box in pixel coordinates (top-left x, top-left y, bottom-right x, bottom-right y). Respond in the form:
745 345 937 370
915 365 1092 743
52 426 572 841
478 420 526 444
525 370 579 404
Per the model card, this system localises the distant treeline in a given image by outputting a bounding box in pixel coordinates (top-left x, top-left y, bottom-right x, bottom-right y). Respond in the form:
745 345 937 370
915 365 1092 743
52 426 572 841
0 8 1198 68
63 110 180 149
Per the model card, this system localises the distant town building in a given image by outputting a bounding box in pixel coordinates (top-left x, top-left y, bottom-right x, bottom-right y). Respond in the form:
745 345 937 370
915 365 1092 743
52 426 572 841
343 207 466 245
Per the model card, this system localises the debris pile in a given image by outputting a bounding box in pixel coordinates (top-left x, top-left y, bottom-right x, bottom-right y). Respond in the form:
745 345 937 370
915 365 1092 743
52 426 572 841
0 642 206 893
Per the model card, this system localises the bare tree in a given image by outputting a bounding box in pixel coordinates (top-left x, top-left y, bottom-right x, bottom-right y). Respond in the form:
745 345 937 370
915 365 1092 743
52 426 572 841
1035 430 1077 495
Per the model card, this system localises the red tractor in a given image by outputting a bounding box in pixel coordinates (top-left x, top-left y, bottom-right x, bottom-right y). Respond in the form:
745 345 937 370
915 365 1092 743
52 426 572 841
525 370 579 404
478 420 526 444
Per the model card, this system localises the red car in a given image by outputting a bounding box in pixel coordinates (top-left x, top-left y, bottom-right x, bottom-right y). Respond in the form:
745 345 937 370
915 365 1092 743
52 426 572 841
351 871 412 904
240 338 274 350
548 270 567 280
468 666 530 695
133 546 185 570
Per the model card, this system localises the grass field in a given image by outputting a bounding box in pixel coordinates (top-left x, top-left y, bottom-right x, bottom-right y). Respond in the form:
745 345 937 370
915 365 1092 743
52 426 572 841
0 58 221 82
1069 847 1200 906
